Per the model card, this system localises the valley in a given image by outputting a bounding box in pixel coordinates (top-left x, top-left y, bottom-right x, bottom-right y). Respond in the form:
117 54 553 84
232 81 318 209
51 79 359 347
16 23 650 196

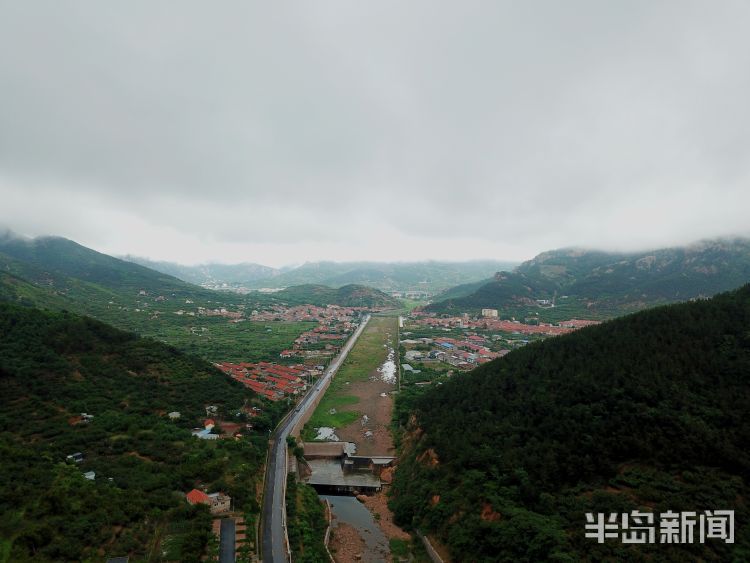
2 233 750 562
4 6 750 561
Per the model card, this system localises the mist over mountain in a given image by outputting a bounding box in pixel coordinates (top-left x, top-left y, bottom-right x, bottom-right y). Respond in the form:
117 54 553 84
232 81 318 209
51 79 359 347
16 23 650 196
247 260 517 293
3 2 750 560
124 255 281 286
0 233 195 293
427 238 750 319
120 255 516 294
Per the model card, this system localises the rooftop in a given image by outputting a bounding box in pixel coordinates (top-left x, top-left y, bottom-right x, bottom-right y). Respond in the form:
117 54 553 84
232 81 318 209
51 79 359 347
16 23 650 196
303 441 357 457
306 459 381 489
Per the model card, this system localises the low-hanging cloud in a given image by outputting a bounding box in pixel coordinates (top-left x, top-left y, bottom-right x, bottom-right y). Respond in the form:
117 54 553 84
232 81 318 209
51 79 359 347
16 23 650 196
1 1 749 266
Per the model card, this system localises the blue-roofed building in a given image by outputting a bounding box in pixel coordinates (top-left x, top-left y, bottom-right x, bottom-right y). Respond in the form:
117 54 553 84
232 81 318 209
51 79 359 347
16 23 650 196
192 427 219 440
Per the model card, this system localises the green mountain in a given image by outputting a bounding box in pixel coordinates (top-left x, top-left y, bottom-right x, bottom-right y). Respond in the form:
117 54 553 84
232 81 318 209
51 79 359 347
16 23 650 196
0 234 315 364
434 277 494 301
0 301 282 562
0 233 231 316
245 260 517 293
426 238 750 319
123 255 280 287
274 283 401 308
391 285 750 561
0 233 196 293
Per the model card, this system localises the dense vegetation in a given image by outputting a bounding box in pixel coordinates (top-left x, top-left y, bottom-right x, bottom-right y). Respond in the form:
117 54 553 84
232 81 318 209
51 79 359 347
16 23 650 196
427 238 750 320
0 302 281 562
0 234 319 363
0 233 200 294
285 476 329 562
434 277 494 301
391 285 750 561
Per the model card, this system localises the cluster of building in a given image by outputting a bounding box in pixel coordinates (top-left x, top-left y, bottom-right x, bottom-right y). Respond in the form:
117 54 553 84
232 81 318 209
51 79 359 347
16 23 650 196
195 306 244 319
248 305 361 360
249 304 363 324
280 324 351 360
210 307 362 401
390 290 433 299
215 361 314 401
402 335 510 370
410 313 600 336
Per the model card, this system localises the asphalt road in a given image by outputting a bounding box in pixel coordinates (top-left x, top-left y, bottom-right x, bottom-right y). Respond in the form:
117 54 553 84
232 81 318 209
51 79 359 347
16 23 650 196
219 518 236 563
260 314 371 562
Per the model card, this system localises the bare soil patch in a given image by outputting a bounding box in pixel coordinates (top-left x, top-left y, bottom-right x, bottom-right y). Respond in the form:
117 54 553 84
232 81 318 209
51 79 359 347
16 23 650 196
334 369 396 457
362 491 410 541
330 521 367 563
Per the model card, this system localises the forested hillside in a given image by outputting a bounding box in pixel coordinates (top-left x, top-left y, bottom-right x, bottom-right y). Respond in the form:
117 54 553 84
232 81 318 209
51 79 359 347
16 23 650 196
0 234 319 364
391 285 750 561
0 233 196 293
427 238 750 319
0 233 252 324
0 303 280 562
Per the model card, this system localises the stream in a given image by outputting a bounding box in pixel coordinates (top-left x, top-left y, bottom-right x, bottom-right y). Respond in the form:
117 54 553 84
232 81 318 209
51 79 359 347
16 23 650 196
320 494 389 562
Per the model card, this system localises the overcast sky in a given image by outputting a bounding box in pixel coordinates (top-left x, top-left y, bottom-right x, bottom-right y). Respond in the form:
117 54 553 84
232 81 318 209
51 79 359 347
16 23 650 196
1 2 749 267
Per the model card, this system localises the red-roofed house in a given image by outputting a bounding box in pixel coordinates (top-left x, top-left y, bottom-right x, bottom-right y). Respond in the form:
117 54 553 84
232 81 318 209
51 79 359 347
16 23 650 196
186 488 210 505
186 489 231 514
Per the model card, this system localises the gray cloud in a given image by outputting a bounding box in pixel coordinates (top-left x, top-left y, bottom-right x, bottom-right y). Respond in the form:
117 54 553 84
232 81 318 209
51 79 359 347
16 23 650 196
1 1 749 265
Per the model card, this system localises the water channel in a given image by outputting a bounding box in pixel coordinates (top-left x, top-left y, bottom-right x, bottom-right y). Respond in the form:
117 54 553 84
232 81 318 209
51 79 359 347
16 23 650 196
320 494 389 562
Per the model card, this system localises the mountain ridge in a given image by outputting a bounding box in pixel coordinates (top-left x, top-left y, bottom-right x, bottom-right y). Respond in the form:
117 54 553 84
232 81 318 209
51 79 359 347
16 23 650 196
426 237 750 318
126 256 518 293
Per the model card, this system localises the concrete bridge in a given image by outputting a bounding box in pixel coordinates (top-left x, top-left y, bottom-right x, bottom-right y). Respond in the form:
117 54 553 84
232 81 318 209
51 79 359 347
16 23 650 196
300 441 394 494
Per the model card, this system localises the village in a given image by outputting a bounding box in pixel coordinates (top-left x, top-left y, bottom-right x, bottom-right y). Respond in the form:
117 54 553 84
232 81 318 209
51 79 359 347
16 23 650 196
82 299 603 562
401 308 601 371
213 304 364 401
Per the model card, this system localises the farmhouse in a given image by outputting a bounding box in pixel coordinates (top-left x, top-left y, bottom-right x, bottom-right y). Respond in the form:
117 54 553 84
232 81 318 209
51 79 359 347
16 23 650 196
185 489 232 514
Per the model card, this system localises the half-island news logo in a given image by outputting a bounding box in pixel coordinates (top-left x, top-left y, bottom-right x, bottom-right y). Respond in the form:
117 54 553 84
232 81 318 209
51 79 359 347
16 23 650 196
586 510 734 544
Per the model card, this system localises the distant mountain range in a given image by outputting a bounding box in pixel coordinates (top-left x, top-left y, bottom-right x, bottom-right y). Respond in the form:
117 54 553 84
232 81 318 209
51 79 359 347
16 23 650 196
9 231 750 325
427 238 750 319
124 256 517 294
124 255 281 286
0 233 402 362
256 260 518 293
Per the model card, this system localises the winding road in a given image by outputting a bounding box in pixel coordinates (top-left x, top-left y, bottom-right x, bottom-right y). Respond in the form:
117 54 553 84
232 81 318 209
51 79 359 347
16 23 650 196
260 314 371 562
